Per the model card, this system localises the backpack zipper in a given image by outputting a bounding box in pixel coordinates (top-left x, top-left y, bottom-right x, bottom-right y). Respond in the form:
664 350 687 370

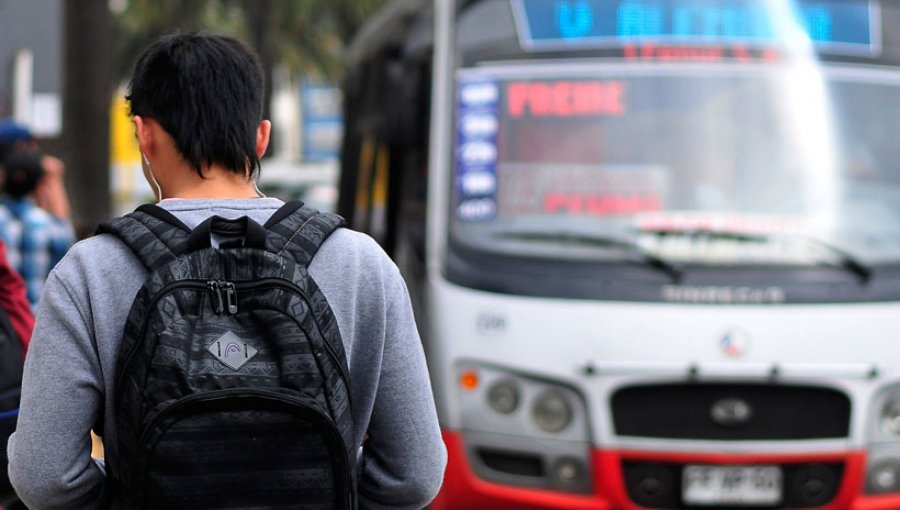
223 281 238 314
206 280 238 315
116 278 352 409
137 388 345 447
206 280 225 314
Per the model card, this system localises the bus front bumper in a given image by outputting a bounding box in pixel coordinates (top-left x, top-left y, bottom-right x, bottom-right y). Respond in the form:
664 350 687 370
431 430 900 510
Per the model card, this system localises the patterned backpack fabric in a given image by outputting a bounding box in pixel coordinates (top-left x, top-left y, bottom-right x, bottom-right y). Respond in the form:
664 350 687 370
97 201 355 510
0 306 23 499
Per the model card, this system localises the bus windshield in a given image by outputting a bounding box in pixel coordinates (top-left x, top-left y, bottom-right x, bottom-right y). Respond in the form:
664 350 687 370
451 0 900 268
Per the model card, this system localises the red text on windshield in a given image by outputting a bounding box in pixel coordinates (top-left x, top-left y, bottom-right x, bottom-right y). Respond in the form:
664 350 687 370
507 81 625 118
544 192 662 215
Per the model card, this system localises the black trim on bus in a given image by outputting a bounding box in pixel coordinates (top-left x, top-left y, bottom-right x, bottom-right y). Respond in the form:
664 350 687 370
611 383 851 440
445 242 900 304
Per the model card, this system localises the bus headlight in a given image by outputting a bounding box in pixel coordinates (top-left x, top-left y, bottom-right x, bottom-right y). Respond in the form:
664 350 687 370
868 459 900 493
551 456 586 487
866 386 900 494
487 379 520 414
456 363 593 494
533 390 573 433
457 363 588 440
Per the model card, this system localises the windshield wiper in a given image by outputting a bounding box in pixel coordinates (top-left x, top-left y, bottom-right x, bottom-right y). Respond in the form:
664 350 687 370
494 231 683 282
637 228 872 284
788 236 872 283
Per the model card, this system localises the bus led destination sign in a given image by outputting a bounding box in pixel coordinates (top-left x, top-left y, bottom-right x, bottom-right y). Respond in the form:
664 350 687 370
513 0 878 53
507 80 625 118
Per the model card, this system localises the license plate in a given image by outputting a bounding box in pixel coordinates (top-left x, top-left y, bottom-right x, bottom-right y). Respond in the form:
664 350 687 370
683 465 782 506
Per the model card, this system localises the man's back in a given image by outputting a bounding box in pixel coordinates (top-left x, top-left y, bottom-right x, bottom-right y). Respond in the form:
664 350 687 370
8 198 447 509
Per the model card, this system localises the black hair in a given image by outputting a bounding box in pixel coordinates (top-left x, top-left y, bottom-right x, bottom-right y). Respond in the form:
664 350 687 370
2 148 44 199
126 33 266 178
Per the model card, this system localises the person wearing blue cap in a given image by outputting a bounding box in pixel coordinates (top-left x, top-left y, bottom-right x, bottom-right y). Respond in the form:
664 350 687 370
0 122 75 307
0 121 32 148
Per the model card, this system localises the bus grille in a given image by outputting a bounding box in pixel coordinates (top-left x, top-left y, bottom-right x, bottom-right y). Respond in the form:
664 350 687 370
611 383 851 440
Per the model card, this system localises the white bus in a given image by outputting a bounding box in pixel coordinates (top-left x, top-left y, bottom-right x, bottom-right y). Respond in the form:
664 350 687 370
340 1 900 508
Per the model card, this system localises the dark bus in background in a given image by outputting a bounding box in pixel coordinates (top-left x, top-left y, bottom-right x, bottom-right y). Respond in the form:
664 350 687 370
341 1 900 508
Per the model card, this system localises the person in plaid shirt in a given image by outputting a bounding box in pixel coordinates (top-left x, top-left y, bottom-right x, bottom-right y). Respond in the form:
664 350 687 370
0 147 74 307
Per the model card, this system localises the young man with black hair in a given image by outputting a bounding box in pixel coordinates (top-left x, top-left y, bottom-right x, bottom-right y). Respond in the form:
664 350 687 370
8 33 446 509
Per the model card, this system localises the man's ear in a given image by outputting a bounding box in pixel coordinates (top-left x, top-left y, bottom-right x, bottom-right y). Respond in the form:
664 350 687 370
133 115 153 158
256 120 272 159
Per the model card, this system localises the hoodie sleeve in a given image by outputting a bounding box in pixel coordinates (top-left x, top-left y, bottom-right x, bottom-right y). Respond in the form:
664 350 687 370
309 229 447 510
355 250 447 509
7 269 106 509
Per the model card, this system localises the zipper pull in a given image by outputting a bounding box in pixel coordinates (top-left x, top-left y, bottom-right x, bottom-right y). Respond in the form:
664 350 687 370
224 281 238 315
207 280 224 314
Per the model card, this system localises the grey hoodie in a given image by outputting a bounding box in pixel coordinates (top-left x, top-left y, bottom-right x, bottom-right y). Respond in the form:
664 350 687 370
8 198 447 509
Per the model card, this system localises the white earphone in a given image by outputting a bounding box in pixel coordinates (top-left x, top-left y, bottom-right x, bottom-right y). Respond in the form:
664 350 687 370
142 152 164 201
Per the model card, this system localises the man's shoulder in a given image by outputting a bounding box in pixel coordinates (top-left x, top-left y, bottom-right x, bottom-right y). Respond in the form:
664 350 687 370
309 227 407 302
316 227 391 267
51 232 145 281
322 226 379 249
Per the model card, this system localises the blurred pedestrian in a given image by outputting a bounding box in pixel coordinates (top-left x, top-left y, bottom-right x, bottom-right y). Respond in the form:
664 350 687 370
8 32 446 509
0 119 73 220
0 141 74 307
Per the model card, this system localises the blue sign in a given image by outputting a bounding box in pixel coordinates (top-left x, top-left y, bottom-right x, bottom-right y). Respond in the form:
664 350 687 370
456 77 500 221
301 83 343 161
513 0 878 53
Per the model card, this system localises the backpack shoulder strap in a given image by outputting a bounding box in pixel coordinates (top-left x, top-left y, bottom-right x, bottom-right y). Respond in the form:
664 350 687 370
95 204 192 271
265 200 347 268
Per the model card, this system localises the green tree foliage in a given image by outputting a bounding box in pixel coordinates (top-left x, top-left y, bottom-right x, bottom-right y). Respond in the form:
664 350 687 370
111 0 390 82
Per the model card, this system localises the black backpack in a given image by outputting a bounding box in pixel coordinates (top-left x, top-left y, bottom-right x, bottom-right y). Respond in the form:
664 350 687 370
97 201 356 510
0 305 23 499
